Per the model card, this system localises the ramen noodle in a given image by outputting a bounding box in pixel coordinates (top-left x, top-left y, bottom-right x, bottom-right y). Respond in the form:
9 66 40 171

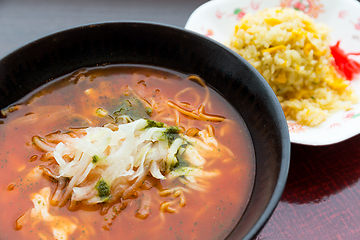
0 65 255 240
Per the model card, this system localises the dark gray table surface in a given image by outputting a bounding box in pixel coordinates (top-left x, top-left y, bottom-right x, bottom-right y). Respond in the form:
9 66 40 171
0 0 208 57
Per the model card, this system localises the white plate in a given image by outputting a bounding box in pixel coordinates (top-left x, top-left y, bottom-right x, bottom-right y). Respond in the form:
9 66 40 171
185 0 360 145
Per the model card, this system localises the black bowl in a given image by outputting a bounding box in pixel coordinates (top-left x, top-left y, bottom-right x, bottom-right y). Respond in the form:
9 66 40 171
0 22 290 240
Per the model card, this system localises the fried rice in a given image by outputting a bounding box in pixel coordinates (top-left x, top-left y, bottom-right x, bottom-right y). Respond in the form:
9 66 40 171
229 7 358 126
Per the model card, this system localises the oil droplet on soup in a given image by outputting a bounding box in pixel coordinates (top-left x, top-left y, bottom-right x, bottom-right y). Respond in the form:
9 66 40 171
0 65 255 240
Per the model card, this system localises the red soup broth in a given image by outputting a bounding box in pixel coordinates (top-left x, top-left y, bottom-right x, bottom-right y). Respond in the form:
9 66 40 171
0 65 255 240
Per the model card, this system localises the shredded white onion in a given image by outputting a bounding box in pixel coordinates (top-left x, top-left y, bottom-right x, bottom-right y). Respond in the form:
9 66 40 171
44 118 218 204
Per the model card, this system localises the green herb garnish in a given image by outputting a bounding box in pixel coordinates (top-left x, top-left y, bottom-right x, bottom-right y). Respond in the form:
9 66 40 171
145 119 165 129
95 178 111 200
92 155 100 164
113 92 153 121
163 126 180 146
